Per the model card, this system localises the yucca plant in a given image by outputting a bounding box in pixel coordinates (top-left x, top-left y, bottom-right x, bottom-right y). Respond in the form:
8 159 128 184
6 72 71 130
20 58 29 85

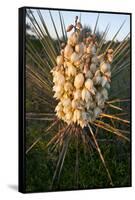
25 8 131 191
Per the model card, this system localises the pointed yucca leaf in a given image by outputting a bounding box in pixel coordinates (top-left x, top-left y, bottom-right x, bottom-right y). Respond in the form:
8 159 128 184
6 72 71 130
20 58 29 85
26 49 53 89
57 135 71 183
26 117 55 121
51 126 71 188
26 76 54 108
107 103 123 111
93 13 100 34
26 113 55 116
97 24 110 55
61 13 67 40
27 59 52 93
113 32 130 56
49 10 61 49
113 65 130 79
26 39 52 76
37 10 59 56
112 50 130 74
112 43 130 64
26 119 59 154
112 42 130 65
46 125 68 148
26 71 53 103
37 10 58 56
100 113 130 124
107 98 130 104
88 124 113 186
59 11 66 41
112 62 130 78
99 24 110 46
27 93 53 107
112 56 130 75
26 64 53 93
75 134 79 187
105 20 126 52
27 10 56 66
26 38 51 70
94 120 129 141
112 59 130 76
79 12 82 23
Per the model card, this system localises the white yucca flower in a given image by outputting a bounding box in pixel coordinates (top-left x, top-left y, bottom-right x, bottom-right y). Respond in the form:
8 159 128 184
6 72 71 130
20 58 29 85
52 20 113 128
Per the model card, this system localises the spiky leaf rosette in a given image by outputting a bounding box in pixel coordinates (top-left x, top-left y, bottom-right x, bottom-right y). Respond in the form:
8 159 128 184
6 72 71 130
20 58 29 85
26 10 130 190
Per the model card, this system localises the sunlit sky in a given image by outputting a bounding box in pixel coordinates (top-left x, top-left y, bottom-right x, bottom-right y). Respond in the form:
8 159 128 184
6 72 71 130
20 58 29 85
27 9 130 41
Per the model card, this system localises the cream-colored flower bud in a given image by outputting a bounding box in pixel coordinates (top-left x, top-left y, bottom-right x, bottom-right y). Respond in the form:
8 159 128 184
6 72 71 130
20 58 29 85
79 120 87 128
86 46 92 54
68 32 79 46
91 45 96 54
95 92 102 103
105 71 111 78
73 109 81 122
101 88 108 100
81 111 87 121
107 49 114 63
63 106 72 114
98 100 105 109
82 88 92 102
53 72 65 85
107 54 113 63
56 55 64 66
55 102 63 112
56 111 65 118
70 52 80 63
66 24 74 32
72 99 79 109
53 91 63 99
100 62 110 73
91 56 98 64
105 82 110 89
67 63 76 77
87 110 93 122
83 64 89 74
93 76 102 85
90 63 97 74
85 79 93 91
62 98 71 107
95 70 101 77
74 73 84 89
74 89 82 100
75 43 84 54
86 100 96 109
76 22 82 30
83 45 87 53
94 107 102 118
53 84 63 93
86 57 91 64
64 82 73 92
64 44 73 58
85 70 93 79
65 111 73 120
78 62 85 70
101 76 108 87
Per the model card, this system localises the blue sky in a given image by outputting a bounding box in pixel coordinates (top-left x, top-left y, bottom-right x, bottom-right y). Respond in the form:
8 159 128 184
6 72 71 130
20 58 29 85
27 9 130 41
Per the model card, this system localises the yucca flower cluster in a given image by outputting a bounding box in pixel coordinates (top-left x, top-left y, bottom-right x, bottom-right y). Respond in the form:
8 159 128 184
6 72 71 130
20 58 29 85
51 16 113 128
